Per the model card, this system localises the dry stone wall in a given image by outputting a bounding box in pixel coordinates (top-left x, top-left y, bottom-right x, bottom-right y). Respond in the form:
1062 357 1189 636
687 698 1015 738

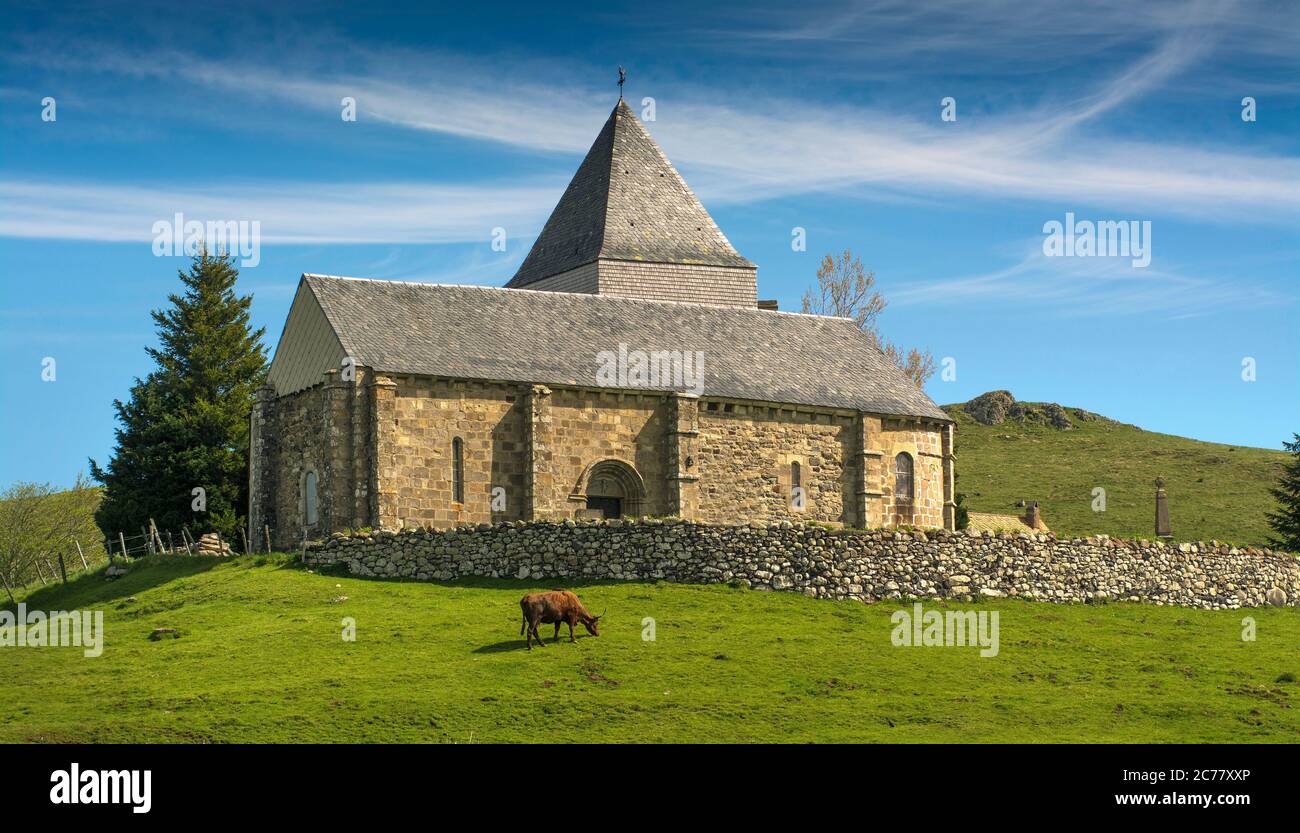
303 519 1299 610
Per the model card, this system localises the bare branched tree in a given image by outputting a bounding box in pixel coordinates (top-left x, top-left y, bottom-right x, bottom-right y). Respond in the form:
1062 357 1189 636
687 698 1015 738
801 250 937 388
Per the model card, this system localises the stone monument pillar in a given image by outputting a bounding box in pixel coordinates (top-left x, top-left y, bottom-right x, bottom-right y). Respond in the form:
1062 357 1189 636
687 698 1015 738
941 423 957 531
1155 477 1172 539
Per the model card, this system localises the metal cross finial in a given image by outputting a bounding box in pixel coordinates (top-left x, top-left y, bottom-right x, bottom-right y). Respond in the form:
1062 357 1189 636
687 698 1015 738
618 66 626 99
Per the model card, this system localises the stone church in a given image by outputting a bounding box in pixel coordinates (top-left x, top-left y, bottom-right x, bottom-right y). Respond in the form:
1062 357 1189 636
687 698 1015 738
250 99 955 548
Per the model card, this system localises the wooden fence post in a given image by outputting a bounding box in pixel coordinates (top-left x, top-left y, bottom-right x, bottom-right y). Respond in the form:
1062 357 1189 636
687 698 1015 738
57 552 68 584
215 530 226 556
240 527 250 556
264 525 272 554
35 561 48 585
75 539 88 571
119 531 128 559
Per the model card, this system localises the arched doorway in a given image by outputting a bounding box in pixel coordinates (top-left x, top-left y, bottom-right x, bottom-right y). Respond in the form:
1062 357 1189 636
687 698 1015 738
579 459 645 519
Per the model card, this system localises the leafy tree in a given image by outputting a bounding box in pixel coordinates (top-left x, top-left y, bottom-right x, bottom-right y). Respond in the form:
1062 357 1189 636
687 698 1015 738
801 250 937 387
90 251 266 545
1266 433 1300 552
0 478 102 603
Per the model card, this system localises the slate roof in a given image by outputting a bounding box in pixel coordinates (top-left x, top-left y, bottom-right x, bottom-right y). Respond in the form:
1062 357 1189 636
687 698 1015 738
301 274 950 421
507 100 754 288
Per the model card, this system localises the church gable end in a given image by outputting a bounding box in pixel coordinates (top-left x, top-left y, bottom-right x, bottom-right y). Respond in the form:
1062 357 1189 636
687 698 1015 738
267 279 348 396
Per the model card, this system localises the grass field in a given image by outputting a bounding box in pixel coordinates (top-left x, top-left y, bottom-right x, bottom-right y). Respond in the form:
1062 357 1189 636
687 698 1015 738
944 402 1289 547
2 555 1298 743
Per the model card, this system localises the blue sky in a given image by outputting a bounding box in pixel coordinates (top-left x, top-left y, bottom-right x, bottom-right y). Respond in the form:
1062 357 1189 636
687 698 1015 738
1 0 1297 488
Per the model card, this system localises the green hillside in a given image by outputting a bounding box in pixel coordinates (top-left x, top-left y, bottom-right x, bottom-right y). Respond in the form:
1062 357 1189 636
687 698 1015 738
944 392 1288 547
2 555 1298 743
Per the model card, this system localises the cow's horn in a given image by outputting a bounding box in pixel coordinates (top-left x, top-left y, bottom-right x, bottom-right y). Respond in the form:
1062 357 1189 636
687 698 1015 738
594 608 606 620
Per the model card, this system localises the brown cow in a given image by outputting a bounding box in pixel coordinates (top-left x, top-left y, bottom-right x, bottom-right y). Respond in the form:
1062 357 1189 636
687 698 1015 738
519 590 603 650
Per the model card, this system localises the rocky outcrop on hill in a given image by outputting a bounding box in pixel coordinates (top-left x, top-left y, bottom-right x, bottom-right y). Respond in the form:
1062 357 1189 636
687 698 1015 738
962 391 1098 430
964 390 1016 425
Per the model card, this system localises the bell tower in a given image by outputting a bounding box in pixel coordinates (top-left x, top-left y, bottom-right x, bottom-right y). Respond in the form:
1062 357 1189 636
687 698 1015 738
506 99 758 308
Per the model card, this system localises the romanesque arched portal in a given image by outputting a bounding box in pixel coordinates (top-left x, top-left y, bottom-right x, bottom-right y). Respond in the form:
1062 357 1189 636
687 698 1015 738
577 459 646 519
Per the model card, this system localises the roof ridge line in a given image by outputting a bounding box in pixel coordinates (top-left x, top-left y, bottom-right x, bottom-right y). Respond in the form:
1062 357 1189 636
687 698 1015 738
303 273 853 320
593 102 622 260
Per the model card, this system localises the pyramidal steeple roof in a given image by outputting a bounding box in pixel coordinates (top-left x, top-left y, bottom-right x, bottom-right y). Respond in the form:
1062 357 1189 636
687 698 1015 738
507 99 754 288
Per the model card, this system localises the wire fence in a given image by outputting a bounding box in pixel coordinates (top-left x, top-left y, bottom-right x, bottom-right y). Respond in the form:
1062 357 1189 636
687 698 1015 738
103 518 275 560
17 537 106 592
16 518 278 594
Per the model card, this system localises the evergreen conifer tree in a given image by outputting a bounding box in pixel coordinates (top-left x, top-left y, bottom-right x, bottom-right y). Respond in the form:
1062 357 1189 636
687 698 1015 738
91 250 266 545
1266 434 1300 552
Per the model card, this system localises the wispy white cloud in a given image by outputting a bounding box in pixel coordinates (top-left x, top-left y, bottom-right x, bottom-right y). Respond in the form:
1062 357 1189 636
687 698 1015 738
699 0 1295 75
891 240 1293 319
2 0 1297 242
0 179 562 244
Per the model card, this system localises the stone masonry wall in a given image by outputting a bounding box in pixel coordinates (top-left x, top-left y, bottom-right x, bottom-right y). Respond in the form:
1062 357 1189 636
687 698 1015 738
267 383 331 548
878 419 946 529
695 405 854 525
258 369 954 542
382 377 527 527
258 369 377 550
693 406 948 529
303 519 1299 611
539 388 671 518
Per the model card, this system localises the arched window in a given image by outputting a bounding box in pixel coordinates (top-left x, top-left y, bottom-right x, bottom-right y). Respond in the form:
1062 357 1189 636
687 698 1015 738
894 453 914 501
451 437 465 504
304 470 319 526
791 461 802 490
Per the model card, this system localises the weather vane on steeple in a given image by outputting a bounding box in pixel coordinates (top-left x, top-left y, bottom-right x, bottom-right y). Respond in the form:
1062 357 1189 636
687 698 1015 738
617 65 626 100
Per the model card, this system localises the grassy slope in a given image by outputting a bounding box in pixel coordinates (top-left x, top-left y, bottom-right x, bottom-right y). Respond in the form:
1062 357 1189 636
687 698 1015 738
2 556 1298 743
944 404 1288 547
